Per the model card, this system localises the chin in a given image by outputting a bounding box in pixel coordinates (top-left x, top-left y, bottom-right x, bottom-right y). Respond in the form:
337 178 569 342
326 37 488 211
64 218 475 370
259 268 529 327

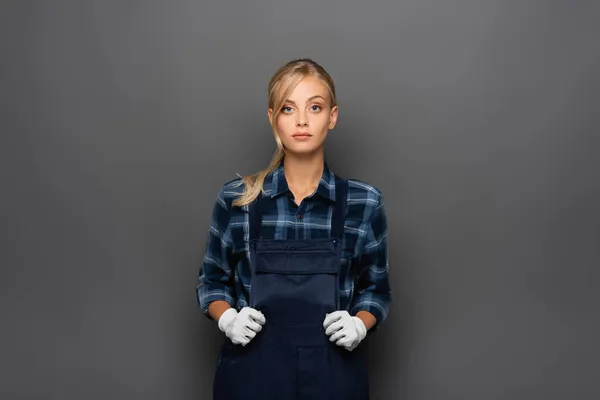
283 144 324 156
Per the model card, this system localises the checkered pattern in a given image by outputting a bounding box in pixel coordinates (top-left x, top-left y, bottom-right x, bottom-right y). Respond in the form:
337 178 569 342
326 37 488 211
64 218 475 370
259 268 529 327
196 161 391 327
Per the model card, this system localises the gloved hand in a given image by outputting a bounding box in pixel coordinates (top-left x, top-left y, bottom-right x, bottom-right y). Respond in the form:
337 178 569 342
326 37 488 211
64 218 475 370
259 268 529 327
218 307 266 346
323 310 367 351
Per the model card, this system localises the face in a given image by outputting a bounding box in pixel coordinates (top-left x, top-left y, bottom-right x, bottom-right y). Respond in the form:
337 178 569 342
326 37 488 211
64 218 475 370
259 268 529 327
268 75 338 156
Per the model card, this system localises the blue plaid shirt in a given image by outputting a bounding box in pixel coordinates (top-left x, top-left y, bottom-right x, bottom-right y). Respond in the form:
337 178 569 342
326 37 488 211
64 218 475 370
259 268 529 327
196 161 391 327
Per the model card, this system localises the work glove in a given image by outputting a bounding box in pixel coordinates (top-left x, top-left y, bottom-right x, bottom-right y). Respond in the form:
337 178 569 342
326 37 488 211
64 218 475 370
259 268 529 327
218 307 266 346
323 310 367 351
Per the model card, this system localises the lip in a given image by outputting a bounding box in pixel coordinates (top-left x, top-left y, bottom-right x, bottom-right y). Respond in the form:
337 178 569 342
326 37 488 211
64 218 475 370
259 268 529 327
292 132 312 137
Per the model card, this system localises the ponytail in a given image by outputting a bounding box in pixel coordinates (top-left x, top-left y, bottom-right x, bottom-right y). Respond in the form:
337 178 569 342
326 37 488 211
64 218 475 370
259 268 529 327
232 144 285 207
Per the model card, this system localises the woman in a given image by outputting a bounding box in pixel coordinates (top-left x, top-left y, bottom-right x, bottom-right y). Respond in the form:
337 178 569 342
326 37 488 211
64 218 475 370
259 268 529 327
196 58 391 399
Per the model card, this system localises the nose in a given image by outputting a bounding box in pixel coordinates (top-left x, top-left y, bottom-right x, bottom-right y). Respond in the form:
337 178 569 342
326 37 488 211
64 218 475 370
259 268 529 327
296 116 308 127
296 110 308 127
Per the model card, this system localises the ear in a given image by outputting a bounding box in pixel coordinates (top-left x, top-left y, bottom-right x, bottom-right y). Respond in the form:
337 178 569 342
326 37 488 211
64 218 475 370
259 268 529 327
268 108 274 126
328 105 338 130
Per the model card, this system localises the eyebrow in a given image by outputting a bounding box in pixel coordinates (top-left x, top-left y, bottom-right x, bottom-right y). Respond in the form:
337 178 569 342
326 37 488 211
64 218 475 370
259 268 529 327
285 95 326 105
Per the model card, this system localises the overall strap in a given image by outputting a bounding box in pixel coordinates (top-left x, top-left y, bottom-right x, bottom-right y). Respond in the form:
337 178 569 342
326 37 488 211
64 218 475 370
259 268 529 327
249 192 267 241
330 175 348 240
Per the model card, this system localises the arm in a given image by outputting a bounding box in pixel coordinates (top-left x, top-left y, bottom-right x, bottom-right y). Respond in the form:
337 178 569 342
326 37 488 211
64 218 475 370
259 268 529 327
355 310 378 331
208 300 234 322
196 186 236 321
351 194 391 331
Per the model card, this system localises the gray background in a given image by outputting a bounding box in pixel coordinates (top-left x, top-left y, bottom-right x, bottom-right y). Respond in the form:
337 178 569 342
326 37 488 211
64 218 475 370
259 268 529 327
1 1 599 399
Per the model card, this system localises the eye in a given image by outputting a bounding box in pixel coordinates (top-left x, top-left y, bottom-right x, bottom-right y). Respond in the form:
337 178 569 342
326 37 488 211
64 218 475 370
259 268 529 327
281 105 293 113
310 105 322 111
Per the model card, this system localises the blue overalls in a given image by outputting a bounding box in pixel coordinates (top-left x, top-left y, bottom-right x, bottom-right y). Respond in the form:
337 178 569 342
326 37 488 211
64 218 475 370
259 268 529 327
213 176 370 399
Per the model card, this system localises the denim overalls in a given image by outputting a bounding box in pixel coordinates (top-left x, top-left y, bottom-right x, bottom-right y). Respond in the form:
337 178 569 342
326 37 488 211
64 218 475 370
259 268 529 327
213 176 369 399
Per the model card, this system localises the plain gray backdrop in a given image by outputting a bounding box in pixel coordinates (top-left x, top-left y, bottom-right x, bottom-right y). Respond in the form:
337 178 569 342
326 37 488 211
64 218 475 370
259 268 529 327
1 1 599 399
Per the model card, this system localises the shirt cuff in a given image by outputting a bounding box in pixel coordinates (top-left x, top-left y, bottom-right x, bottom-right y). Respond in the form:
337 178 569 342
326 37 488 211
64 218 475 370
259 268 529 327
350 300 388 332
198 291 236 318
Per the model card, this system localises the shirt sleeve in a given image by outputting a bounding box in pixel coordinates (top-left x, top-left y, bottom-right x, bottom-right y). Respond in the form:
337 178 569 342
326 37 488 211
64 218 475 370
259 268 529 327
196 185 236 318
350 193 391 329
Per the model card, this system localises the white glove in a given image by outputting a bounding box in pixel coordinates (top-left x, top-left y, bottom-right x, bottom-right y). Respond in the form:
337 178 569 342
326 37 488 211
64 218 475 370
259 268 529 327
218 307 266 346
323 310 367 351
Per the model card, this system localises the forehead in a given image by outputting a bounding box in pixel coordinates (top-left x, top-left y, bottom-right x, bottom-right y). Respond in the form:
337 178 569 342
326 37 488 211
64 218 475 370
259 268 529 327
287 76 329 100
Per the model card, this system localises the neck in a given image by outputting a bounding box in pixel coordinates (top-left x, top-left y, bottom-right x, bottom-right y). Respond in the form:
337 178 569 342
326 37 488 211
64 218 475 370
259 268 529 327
283 150 325 190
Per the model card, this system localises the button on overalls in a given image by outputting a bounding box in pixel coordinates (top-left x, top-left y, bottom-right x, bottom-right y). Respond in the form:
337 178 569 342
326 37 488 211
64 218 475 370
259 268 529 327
213 176 369 399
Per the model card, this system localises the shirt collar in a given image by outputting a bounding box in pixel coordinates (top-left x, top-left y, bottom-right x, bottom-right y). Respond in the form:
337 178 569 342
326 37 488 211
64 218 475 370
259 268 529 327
268 160 336 202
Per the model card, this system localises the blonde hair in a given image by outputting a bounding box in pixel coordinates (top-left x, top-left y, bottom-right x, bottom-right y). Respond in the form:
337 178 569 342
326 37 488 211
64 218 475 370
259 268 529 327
232 58 337 207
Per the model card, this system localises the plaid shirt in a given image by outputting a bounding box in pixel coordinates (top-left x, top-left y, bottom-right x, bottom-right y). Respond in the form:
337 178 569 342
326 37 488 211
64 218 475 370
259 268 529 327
196 161 391 328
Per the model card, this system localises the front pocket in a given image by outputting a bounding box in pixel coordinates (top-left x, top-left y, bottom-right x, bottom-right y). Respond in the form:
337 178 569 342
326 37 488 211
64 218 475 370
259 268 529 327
213 340 259 399
329 344 370 399
253 251 339 275
255 343 298 399
252 238 339 254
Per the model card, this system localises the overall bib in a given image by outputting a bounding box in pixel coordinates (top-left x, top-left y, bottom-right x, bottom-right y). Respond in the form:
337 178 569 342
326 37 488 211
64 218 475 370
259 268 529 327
213 176 369 400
